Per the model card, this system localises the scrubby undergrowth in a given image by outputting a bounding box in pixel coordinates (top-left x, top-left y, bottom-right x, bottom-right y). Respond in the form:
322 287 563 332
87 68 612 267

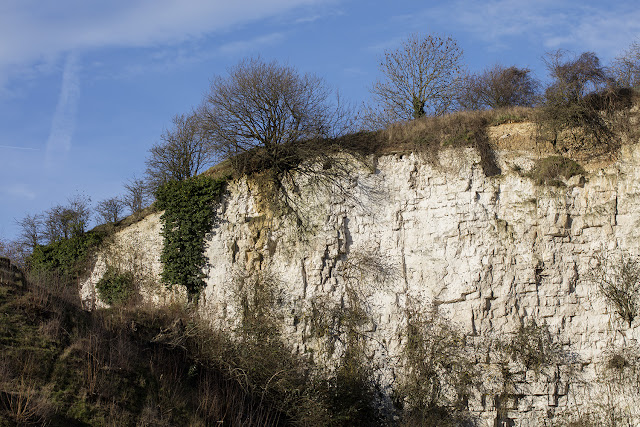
1 262 407 426
0 268 316 426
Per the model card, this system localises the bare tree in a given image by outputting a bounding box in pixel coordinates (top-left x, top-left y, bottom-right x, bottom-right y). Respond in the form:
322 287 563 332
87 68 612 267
123 177 150 214
96 197 125 224
43 194 92 242
0 236 27 267
538 50 616 145
369 33 464 124
145 112 216 192
610 40 640 89
544 50 610 104
198 57 349 173
457 64 539 110
15 213 44 251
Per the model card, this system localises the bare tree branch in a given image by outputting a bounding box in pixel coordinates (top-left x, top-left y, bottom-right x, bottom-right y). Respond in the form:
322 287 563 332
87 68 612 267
369 33 464 126
96 197 125 224
198 57 351 173
145 112 217 192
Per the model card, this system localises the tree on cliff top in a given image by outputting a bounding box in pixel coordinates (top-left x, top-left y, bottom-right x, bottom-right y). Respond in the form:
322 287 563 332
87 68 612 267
610 39 640 89
198 57 350 174
456 64 540 110
369 33 464 125
538 50 617 145
145 112 216 192
43 194 92 243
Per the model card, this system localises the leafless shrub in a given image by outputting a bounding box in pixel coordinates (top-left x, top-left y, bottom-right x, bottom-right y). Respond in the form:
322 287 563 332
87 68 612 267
587 252 640 327
396 303 478 426
0 238 29 269
369 33 464 126
457 64 540 110
96 196 125 224
309 249 390 424
537 50 621 149
505 319 563 371
610 39 640 89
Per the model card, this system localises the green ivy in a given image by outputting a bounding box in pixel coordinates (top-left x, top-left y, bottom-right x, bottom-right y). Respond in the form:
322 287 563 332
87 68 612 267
155 176 227 300
29 230 105 279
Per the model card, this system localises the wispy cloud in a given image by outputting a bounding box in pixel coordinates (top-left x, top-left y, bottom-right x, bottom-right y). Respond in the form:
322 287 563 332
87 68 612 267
218 33 287 55
0 145 39 151
2 183 37 200
293 7 343 24
421 0 640 58
0 0 337 90
45 53 80 168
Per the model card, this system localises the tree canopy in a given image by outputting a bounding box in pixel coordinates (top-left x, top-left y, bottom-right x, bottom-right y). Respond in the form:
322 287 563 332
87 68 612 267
369 33 464 124
198 57 346 172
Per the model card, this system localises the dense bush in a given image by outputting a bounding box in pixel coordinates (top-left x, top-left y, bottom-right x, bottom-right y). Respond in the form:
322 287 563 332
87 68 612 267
95 266 136 305
28 230 104 279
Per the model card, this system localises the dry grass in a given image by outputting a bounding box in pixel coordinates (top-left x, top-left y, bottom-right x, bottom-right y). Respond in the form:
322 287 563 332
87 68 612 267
1 260 309 426
199 96 640 187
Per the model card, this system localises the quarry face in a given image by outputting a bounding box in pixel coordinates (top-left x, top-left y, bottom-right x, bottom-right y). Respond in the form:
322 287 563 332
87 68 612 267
82 138 640 425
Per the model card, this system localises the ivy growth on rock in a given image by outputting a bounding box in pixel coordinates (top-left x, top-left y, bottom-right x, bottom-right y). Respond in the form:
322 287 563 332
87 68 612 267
155 175 227 300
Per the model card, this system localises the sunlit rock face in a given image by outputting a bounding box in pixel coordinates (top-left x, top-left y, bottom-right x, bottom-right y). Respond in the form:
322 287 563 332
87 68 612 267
82 139 640 425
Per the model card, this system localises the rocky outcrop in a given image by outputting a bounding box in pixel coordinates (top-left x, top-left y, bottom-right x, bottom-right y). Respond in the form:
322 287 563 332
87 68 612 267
81 132 640 425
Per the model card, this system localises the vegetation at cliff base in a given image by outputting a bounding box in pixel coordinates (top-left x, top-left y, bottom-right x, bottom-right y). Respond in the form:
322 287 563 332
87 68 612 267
95 266 136 306
0 263 299 426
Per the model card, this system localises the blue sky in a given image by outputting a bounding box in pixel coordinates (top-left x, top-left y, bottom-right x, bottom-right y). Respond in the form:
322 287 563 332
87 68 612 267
1 0 639 241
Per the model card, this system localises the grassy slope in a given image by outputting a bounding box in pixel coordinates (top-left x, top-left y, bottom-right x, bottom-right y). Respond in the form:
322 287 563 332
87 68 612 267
0 274 287 426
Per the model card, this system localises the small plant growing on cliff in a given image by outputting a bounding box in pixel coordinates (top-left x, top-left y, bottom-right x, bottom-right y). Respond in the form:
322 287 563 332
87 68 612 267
588 252 640 327
96 266 136 305
528 155 585 186
232 269 285 342
506 319 561 371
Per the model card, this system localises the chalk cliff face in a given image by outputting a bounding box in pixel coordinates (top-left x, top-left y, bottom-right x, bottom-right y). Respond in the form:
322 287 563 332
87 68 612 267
81 129 640 425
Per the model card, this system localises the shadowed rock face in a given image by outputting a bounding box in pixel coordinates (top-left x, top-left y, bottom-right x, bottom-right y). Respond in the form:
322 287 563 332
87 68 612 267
82 140 640 425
